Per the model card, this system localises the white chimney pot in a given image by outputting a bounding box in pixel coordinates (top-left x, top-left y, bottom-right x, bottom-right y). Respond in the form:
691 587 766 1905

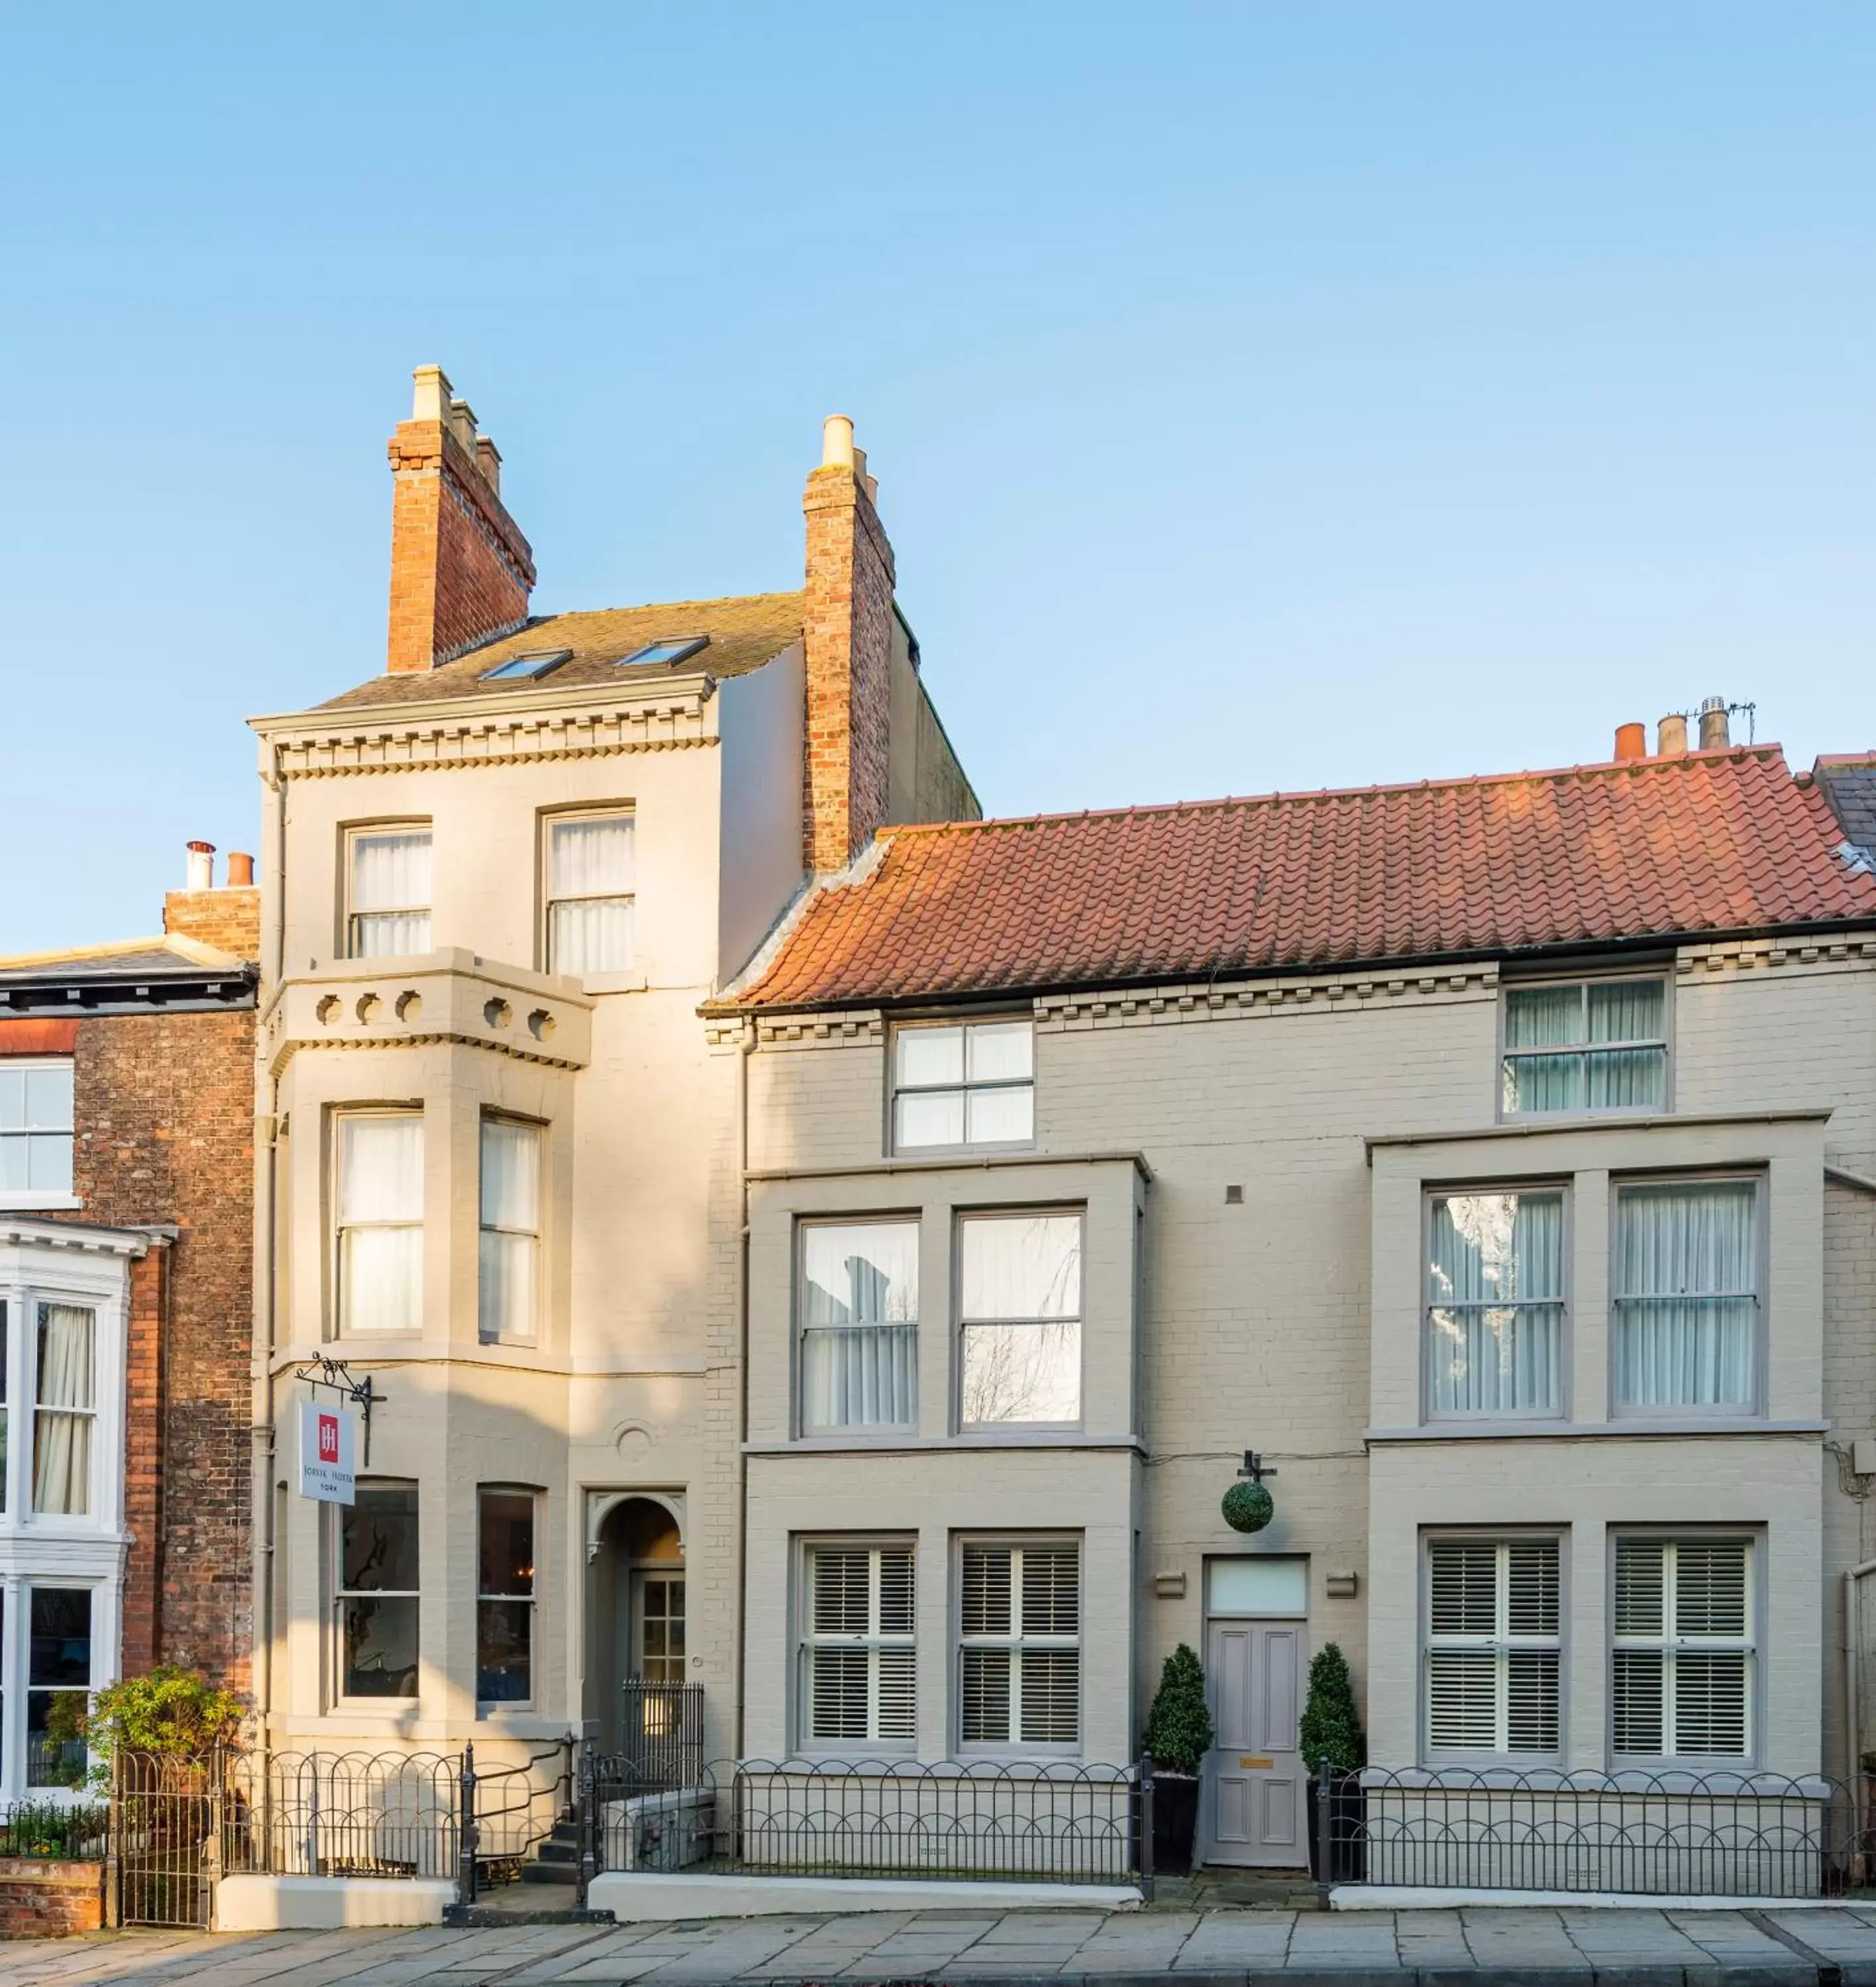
821 415 856 469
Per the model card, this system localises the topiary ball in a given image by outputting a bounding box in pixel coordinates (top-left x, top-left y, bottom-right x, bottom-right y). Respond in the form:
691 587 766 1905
1222 1480 1275 1533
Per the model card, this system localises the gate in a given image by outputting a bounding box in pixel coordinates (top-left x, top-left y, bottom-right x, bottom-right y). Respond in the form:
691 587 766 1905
113 1750 227 1928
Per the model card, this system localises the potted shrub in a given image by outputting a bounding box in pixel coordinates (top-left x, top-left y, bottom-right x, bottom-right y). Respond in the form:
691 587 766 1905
1299 1643 1366 1883
1142 1643 1213 1876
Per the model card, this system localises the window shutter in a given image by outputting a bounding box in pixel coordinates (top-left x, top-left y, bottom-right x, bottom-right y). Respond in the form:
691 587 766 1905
1427 1649 1497 1751
807 1545 915 1745
1674 1541 1747 1638
1614 1539 1665 1637
878 1547 915 1637
1506 1541 1559 1637
1426 1538 1560 1757
1429 1541 1496 1636
812 1550 870 1637
810 1648 869 1740
1019 1649 1080 1745
1611 1650 1665 1756
1505 1651 1561 1753
1021 1543 1079 1635
1673 1653 1748 1757
962 1546 1012 1637
961 1649 1011 1743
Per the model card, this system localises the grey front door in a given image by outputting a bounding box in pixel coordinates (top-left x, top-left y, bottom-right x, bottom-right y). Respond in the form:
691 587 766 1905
1206 1617 1308 1867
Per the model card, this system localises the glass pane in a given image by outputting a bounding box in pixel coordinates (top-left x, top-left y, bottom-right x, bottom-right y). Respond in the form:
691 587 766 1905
1614 1297 1755 1407
476 1600 532 1703
966 1085 1033 1144
1018 1649 1080 1745
0 1068 21 1128
27 1135 74 1194
478 1230 536 1342
33 1413 92 1515
352 911 432 957
802 1325 916 1430
351 832 431 912
1504 985 1581 1050
550 895 634 974
1587 1046 1666 1108
342 1484 419 1591
1588 980 1664 1044
341 1224 423 1334
801 1223 917 1327
23 1066 73 1131
340 1115 425 1223
960 1649 1011 1743
1208 1558 1308 1615
26 1691 89 1788
480 1119 539 1232
894 1090 963 1149
1502 1052 1583 1113
896 1027 963 1089
1428 1303 1562 1415
960 1215 1081 1321
0 1135 25 1191
1617 1184 1756 1298
478 1492 534 1597
966 1022 1033 1084
28 1589 91 1686
961 1319 1081 1424
550 816 634 897
36 1305 95 1409
341 1595 419 1697
1430 1195 1564 1304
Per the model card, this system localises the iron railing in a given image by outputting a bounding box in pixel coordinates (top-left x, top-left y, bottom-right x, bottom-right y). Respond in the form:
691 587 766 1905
584 1753 1149 1892
1318 1764 1861 1900
620 1680 705 1792
0 1798 109 1861
112 1751 227 1927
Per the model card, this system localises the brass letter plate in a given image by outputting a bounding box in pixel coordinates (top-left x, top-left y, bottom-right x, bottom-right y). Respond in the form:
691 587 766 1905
1239 1755 1274 1770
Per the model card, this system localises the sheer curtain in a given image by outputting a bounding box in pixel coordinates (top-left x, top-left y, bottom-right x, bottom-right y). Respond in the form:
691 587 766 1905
1614 1182 1756 1408
350 833 432 956
1427 1193 1563 1415
479 1119 540 1341
1587 982 1665 1107
34 1303 95 1514
800 1223 917 1429
549 817 634 974
340 1116 425 1333
1502 986 1581 1113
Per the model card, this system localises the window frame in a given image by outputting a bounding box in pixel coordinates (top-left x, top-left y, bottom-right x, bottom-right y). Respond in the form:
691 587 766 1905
1421 1182 1573 1425
954 1207 1086 1435
1608 1171 1765 1421
888 1017 1035 1157
539 807 637 983
796 1536 917 1757
475 1485 538 1713
0 1058 77 1211
953 1533 1082 1760
341 821 434 962
331 1107 426 1341
1496 970 1672 1122
330 1478 421 1706
30 1299 97 1518
22 1582 97 1792
1606 1529 1759 1768
478 1112 543 1346
1420 1529 1567 1766
794 1215 920 1440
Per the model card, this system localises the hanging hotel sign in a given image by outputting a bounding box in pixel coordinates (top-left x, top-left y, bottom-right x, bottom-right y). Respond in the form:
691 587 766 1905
297 1398 358 1504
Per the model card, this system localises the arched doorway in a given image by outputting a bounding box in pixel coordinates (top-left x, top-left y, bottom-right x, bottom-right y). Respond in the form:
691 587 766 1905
587 1496 685 1755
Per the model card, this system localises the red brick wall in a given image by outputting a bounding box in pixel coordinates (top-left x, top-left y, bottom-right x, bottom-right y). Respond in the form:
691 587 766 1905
386 419 536 673
163 887 260 958
0 1862 104 1937
802 464 896 873
121 1248 165 1676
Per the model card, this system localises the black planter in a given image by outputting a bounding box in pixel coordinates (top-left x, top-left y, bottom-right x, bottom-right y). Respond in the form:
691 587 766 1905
1150 1771 1200 1876
1304 1775 1366 1884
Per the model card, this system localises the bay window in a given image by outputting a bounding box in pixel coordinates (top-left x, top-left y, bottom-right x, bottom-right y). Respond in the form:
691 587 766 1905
476 1489 535 1706
478 1117 540 1343
545 813 635 976
346 828 431 958
1501 978 1667 1115
798 1221 917 1433
959 1212 1082 1427
336 1113 424 1335
336 1482 420 1699
1612 1179 1758 1411
802 1542 914 1747
959 1539 1080 1751
32 1303 94 1515
1425 1191 1564 1418
26 1587 91 1788
1424 1537 1561 1758
1612 1537 1753 1760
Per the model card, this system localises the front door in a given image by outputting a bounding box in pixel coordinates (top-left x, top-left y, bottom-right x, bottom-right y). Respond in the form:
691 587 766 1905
1206 1617 1308 1867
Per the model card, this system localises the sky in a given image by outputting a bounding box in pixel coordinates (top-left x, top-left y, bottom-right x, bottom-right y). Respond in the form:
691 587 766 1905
2 3 1871 952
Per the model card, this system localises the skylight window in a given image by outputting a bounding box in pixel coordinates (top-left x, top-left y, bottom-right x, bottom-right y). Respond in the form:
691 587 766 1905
618 637 708 668
481 650 572 682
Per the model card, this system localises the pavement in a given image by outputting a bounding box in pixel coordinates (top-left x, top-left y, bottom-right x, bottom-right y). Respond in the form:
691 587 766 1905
15 1906 1876 1986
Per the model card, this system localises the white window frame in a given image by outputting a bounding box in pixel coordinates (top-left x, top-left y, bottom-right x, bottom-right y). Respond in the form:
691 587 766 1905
956 1209 1084 1433
956 1535 1082 1758
476 1485 537 1712
1422 1186 1571 1423
798 1539 915 1755
1422 1533 1565 1764
0 1058 78 1213
332 1108 425 1339
478 1114 541 1345
1610 1532 1758 1766
541 809 637 982
890 1018 1035 1155
1498 972 1671 1120
343 823 433 961
331 1478 421 1706
1609 1172 1763 1420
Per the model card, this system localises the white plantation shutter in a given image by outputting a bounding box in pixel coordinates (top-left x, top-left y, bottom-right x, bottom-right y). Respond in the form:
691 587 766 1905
1612 1539 1752 1759
1425 1539 1561 1756
959 1541 1080 1750
804 1545 914 1745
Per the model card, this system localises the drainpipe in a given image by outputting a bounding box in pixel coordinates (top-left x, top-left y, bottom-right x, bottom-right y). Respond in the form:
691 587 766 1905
1848 1558 1876 1876
733 1018 754 1760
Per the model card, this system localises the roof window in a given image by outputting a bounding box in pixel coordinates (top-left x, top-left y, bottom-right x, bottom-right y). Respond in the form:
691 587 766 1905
481 650 571 682
618 637 708 668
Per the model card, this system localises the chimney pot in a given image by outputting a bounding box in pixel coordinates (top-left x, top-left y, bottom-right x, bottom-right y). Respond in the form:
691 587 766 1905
1698 696 1731 750
447 397 478 456
1614 722 1647 762
411 364 452 423
475 434 501 493
185 841 215 891
1657 713 1689 756
821 414 856 470
227 851 256 888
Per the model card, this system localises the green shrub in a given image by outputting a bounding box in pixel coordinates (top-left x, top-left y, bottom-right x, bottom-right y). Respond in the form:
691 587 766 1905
85 1666 246 1764
1142 1643 1214 1776
1298 1642 1365 1774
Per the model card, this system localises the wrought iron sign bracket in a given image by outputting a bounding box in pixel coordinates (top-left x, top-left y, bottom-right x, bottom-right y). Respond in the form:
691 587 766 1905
1238 1449 1278 1485
290 1356 381 1466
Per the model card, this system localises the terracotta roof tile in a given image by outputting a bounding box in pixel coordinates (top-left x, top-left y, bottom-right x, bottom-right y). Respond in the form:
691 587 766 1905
731 745 1876 1011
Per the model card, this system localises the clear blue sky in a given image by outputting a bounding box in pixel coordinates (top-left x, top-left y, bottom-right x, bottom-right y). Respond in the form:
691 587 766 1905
3 3 1871 952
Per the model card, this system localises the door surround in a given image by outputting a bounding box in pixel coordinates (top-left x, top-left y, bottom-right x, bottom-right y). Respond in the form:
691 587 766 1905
1202 1555 1309 1870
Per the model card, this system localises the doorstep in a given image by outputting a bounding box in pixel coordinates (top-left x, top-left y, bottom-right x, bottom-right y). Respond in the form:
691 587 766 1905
586 1871 1143 1921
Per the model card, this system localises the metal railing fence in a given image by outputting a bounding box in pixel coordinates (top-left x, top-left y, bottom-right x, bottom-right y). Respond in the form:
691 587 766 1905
620 1681 705 1792
0 1798 109 1861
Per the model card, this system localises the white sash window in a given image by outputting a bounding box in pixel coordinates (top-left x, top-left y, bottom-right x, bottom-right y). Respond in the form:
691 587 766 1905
1613 1181 1758 1411
798 1221 917 1433
337 1113 425 1336
1426 1192 1565 1418
802 1543 914 1747
346 829 432 959
959 1540 1080 1751
1612 1537 1753 1760
546 815 635 976
1425 1538 1561 1758
478 1118 540 1343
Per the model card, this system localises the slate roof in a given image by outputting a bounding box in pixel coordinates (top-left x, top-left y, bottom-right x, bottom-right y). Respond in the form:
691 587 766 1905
317 593 806 711
1816 753 1876 869
0 933 248 978
727 744 1876 1012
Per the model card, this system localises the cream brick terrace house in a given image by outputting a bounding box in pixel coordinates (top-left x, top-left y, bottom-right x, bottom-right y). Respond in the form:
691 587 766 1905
708 718 1876 1872
247 370 974 1767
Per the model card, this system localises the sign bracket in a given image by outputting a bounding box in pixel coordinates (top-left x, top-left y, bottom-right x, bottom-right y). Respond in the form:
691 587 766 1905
291 1357 380 1466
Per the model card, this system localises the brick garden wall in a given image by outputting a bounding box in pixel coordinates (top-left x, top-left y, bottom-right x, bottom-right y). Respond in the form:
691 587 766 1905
0 1860 104 1937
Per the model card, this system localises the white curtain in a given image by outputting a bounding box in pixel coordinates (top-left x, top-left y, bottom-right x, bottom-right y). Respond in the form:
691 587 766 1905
340 1116 424 1333
350 833 432 956
34 1303 94 1515
479 1120 540 1341
1502 981 1665 1111
1587 981 1666 1107
960 1215 1081 1321
549 817 634 974
1427 1194 1563 1415
801 1223 916 1429
1614 1182 1756 1407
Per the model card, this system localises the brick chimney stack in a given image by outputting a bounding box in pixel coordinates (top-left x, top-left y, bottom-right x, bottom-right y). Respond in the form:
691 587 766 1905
386 366 537 674
802 414 896 874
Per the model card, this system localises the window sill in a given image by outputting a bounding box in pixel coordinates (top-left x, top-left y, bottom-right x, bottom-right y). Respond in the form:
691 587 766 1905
1369 1420 1825 1443
890 1141 1037 1162
0 1195 82 1213
749 1434 1143 1456
576 971 647 995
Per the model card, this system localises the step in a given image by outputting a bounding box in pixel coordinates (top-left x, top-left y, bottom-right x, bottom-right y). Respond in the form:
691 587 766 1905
519 1862 580 1886
536 1841 579 1864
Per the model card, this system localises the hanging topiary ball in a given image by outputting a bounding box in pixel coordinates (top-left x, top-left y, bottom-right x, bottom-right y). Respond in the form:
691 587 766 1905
1222 1480 1274 1533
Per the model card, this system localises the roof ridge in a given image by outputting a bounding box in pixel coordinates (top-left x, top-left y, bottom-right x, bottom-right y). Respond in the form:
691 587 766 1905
528 588 806 621
878 744 1792 839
